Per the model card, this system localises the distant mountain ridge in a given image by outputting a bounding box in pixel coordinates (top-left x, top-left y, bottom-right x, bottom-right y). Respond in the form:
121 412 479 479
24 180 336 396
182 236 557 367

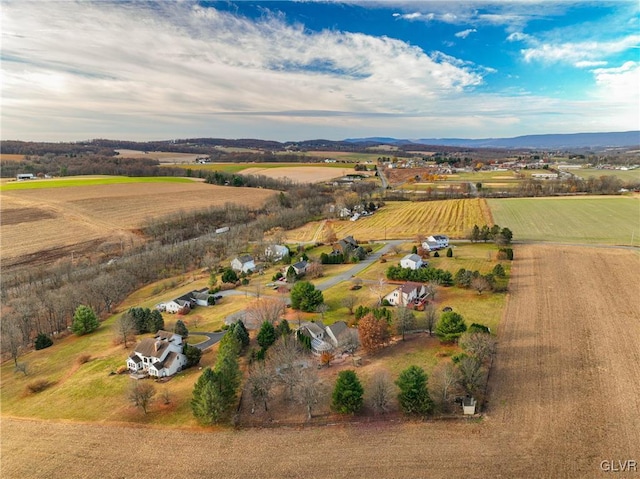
344 131 640 149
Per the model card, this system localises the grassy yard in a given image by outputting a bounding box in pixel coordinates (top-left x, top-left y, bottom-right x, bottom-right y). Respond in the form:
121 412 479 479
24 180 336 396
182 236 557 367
570 168 640 183
488 196 639 245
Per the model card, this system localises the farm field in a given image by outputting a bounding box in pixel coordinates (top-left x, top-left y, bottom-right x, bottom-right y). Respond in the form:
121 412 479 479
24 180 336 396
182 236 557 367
115 149 204 163
286 199 493 242
0 179 276 270
488 195 639 245
0 175 194 191
570 167 640 182
239 166 354 183
3 244 638 478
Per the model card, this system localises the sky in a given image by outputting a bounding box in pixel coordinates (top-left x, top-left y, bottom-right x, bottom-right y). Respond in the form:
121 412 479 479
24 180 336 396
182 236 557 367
2 1 639 142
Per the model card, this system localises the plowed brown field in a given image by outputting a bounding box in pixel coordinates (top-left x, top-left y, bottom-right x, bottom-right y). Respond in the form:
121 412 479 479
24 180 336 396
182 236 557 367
2 245 639 478
1 182 275 270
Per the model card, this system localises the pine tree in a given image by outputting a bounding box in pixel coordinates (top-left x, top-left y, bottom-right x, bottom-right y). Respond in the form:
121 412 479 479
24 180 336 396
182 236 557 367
174 319 189 338
396 365 433 417
257 321 276 350
191 368 226 424
332 370 364 414
71 305 99 336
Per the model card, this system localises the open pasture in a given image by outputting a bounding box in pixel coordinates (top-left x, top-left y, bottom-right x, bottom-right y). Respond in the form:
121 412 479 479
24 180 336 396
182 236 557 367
289 199 493 242
1 179 276 269
488 195 639 245
239 165 354 183
0 153 25 162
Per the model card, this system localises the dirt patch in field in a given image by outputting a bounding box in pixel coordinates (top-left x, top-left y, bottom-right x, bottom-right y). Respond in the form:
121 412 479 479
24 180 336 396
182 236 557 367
2 245 638 478
240 166 353 183
1 207 57 225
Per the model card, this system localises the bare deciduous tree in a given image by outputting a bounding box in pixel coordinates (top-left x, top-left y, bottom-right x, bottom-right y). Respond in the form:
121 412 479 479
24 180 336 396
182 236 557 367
113 312 136 348
247 361 276 413
394 306 416 341
368 370 394 414
341 328 360 355
423 304 438 337
459 332 497 364
128 381 156 414
1 310 24 366
341 294 358 315
245 298 287 326
428 362 461 413
316 303 329 321
296 367 324 420
471 276 491 295
369 276 387 306
457 356 484 398
269 335 305 400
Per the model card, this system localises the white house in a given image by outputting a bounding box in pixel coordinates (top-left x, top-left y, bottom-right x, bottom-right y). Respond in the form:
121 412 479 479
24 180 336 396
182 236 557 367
426 235 449 249
231 254 256 273
384 282 427 306
265 244 289 261
400 253 425 270
289 260 309 275
298 320 351 355
165 299 191 314
421 240 440 252
127 331 188 378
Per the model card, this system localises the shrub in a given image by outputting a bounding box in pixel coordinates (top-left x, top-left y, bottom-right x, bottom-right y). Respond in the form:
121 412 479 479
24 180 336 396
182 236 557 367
433 251 440 257
468 323 490 334
446 247 453 258
34 333 53 350
116 365 128 374
26 379 54 394
492 263 506 278
76 354 92 365
183 343 203 368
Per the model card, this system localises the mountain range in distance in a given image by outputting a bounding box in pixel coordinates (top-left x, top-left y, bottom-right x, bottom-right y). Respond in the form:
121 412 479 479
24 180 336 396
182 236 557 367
344 131 640 149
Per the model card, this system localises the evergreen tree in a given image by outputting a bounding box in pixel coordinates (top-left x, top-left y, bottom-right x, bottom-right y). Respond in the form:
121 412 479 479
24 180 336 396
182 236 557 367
183 343 202 368
174 319 189 338
257 321 276 350
34 333 53 350
147 310 164 333
290 281 324 312
221 268 238 284
191 368 226 424
396 365 433 416
230 320 250 348
435 311 467 343
71 305 99 336
275 319 291 336
446 247 453 258
332 370 364 414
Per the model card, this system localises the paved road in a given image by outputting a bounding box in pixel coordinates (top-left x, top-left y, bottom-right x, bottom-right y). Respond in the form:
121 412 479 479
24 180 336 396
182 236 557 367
315 239 403 291
191 331 226 350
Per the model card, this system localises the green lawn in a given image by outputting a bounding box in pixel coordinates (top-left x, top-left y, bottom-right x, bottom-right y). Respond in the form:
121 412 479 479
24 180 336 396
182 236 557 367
0 176 194 191
488 196 639 245
177 162 358 174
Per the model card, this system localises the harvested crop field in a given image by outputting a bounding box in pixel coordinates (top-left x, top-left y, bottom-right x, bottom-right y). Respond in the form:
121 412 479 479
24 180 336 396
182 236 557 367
287 199 493 242
240 166 354 183
4 244 637 478
1 181 275 270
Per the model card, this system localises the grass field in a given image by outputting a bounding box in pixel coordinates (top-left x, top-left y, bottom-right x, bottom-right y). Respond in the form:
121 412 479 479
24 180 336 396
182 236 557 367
570 167 640 182
0 175 194 191
488 195 639 245
287 199 493 242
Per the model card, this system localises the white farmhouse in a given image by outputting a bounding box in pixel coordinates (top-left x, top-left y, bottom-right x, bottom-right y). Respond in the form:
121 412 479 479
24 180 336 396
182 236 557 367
265 244 289 261
231 254 256 273
127 331 188 378
384 282 427 306
426 235 449 249
400 253 425 270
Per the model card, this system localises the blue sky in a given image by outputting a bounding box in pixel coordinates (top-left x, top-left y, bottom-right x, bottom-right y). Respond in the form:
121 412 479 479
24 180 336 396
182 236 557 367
2 1 639 141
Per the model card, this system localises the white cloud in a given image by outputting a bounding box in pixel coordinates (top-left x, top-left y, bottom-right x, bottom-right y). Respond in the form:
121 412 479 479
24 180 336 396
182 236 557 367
507 32 531 42
455 29 477 39
522 34 640 64
575 60 608 68
1 1 488 141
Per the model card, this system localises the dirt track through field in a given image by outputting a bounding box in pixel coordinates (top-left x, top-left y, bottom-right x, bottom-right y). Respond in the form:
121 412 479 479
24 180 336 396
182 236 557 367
2 245 639 478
